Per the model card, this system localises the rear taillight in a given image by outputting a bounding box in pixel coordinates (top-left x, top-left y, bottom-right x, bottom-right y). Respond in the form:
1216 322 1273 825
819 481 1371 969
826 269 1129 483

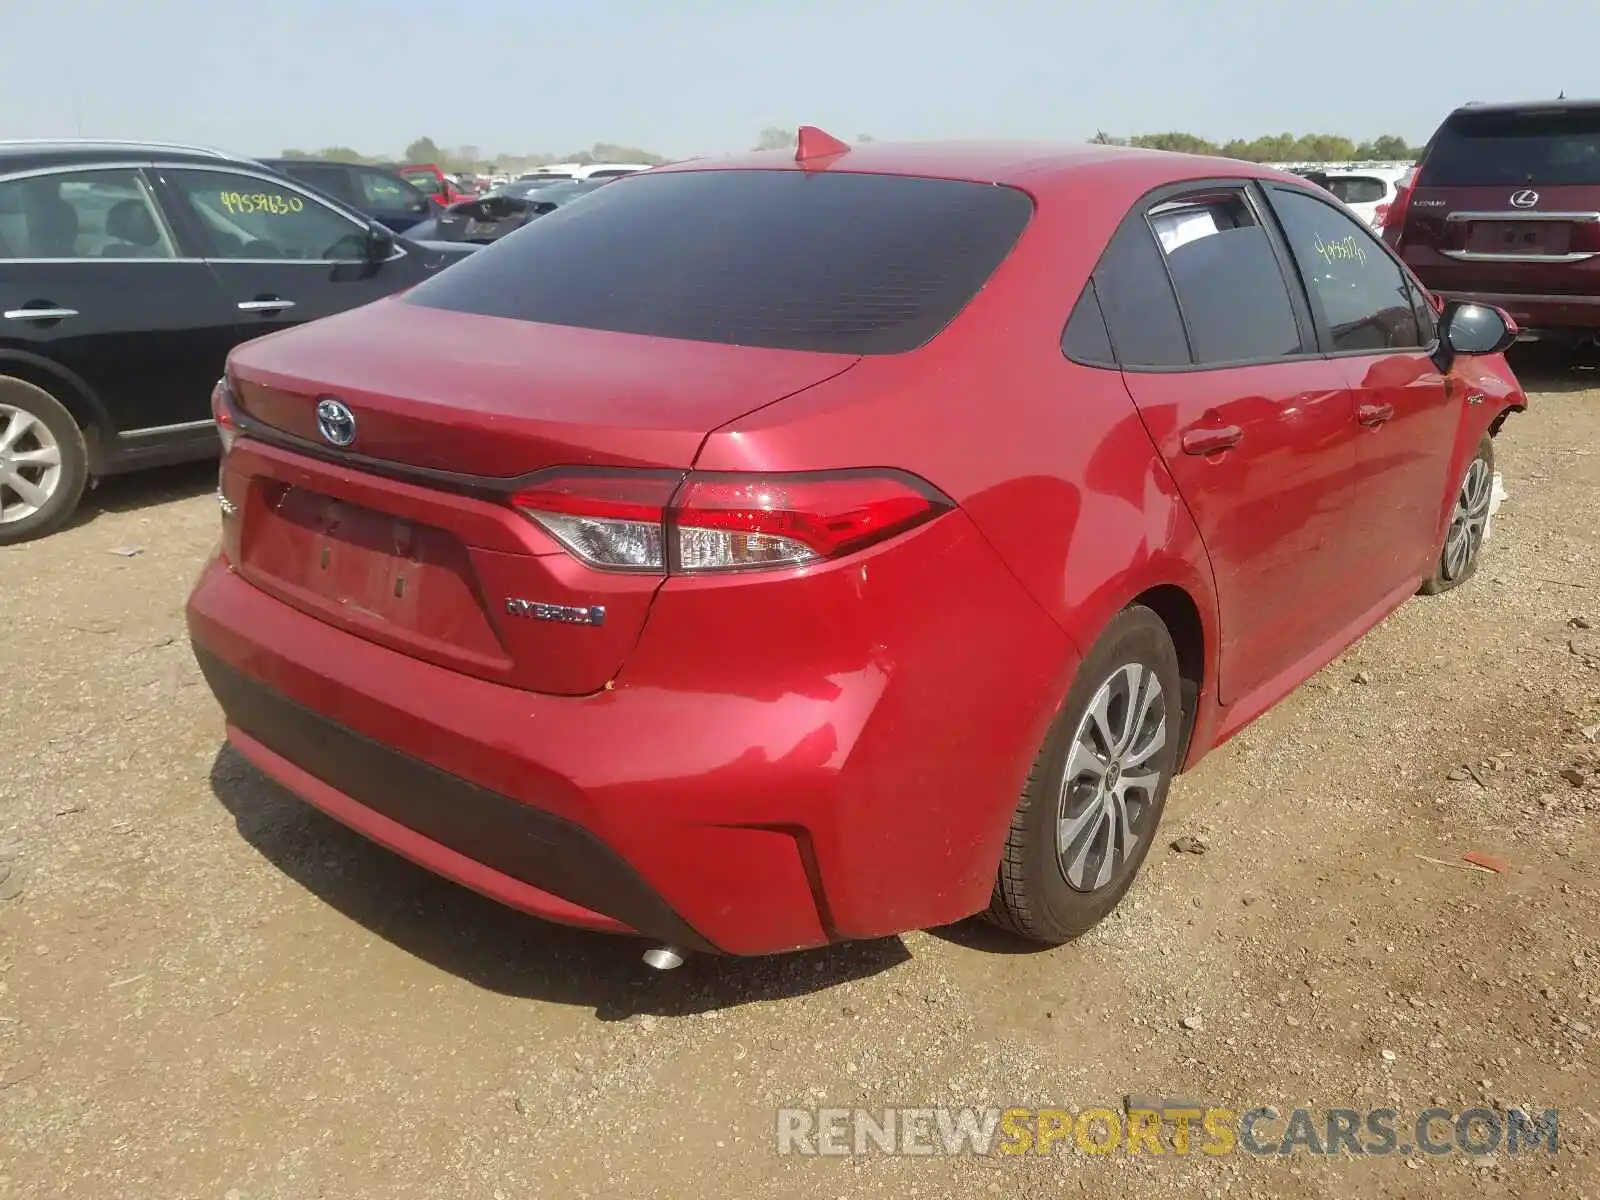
211 376 239 455
512 469 953 574
512 470 679 571
211 377 243 562
1383 166 1419 250
1372 202 1391 231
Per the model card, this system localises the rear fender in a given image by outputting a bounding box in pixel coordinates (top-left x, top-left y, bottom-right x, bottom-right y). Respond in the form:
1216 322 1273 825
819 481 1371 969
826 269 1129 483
0 350 112 471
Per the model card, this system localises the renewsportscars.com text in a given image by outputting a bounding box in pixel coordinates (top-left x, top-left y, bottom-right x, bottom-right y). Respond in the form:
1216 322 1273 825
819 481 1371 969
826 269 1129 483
775 1105 1559 1158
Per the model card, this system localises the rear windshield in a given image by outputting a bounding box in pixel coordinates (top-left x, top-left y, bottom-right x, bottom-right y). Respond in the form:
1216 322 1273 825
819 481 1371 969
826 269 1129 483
1326 176 1386 204
404 169 1034 354
1419 109 1600 187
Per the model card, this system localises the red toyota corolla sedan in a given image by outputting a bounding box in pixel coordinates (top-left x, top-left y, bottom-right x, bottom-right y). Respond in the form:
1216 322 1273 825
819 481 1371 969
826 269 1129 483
187 130 1527 960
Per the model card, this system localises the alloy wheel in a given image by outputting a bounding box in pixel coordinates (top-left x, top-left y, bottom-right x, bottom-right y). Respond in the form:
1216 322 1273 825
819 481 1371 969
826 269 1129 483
1442 457 1493 582
1057 662 1168 892
0 403 64 525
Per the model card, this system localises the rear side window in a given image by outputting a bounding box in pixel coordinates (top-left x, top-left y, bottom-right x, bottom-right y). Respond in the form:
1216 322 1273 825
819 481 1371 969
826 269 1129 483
1061 281 1115 366
1092 217 1191 367
405 170 1034 354
0 168 177 259
1419 109 1600 187
280 164 356 205
1151 192 1304 364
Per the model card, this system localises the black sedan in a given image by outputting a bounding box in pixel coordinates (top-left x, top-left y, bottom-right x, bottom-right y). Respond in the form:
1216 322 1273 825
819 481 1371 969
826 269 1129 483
0 140 477 542
258 158 436 234
406 178 611 244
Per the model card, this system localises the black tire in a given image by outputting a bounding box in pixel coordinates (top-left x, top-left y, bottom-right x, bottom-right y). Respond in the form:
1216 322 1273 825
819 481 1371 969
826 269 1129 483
0 376 89 545
1419 436 1494 596
985 605 1184 943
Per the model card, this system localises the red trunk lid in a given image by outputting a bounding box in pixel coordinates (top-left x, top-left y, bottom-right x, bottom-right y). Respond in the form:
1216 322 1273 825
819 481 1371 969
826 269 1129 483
221 300 859 694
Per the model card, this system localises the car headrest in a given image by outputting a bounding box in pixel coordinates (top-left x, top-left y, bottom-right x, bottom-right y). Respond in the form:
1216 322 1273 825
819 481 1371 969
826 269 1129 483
106 199 161 247
28 196 79 254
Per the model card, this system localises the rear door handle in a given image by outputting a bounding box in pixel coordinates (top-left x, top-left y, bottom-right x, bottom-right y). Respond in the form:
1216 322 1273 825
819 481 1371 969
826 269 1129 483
1180 425 1243 456
3 306 78 321
1357 402 1395 427
237 298 296 313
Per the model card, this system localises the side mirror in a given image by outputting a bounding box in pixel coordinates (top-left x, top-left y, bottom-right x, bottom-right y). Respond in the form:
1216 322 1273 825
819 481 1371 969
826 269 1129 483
365 222 396 263
1434 300 1518 371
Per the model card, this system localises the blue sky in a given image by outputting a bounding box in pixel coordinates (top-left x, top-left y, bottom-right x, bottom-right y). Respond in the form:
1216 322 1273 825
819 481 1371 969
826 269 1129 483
1 0 1586 160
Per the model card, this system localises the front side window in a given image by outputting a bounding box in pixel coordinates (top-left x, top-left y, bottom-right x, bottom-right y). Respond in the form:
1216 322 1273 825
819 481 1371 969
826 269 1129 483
1406 275 1439 345
166 170 370 261
1150 190 1304 364
0 169 175 260
1269 187 1421 353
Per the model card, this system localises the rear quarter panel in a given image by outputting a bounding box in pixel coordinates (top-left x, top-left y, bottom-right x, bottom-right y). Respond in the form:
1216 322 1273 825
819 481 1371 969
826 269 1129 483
694 169 1224 762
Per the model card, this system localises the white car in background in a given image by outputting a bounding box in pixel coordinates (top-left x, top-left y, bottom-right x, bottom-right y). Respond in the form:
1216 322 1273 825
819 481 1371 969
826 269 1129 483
517 162 654 183
1322 166 1412 231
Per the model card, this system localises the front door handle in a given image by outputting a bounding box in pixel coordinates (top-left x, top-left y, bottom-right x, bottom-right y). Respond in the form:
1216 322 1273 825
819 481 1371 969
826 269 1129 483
237 298 296 313
3 306 78 322
1357 402 1396 427
1180 425 1243 456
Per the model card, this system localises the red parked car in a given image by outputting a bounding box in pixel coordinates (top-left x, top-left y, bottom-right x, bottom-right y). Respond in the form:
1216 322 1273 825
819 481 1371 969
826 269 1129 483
188 130 1526 961
394 163 476 209
1384 99 1600 351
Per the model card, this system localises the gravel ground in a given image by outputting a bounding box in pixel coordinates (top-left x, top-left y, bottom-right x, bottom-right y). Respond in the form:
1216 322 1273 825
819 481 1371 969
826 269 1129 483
2 355 1598 1200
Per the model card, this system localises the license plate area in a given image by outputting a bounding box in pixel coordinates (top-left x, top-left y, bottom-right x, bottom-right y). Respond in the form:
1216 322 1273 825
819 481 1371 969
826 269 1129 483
1467 221 1573 255
240 483 508 664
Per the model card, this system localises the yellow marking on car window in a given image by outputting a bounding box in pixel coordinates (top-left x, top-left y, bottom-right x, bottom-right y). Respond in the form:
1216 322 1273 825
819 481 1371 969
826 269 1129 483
218 191 306 216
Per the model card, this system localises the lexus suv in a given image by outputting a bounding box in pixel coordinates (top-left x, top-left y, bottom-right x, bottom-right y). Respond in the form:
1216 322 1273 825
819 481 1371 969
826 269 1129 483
1384 99 1600 349
188 131 1526 961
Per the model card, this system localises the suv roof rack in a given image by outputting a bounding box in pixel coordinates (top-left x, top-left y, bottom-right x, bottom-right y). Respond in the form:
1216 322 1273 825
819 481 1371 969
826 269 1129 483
0 138 232 158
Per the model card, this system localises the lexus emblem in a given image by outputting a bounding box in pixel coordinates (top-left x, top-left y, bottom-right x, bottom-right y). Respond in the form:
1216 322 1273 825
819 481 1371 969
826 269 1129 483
315 397 356 447
1510 189 1539 209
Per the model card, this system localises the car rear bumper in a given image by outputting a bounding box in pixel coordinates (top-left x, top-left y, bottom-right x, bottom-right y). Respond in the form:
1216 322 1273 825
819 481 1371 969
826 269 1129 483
186 512 1074 956
1434 288 1600 338
195 645 709 946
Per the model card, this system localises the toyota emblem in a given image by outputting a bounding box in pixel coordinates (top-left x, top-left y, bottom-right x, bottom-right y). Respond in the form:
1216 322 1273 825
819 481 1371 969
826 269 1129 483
315 397 357 447
1510 189 1539 209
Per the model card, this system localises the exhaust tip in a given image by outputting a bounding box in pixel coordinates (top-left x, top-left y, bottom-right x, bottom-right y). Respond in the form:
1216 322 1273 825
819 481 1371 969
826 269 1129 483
642 945 686 971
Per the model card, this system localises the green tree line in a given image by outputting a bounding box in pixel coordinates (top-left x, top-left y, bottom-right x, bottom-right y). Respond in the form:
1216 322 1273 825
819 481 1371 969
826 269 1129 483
1092 130 1420 161
277 135 668 174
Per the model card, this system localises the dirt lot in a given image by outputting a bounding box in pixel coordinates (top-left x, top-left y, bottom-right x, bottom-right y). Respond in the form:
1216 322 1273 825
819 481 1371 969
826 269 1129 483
2 356 1598 1200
